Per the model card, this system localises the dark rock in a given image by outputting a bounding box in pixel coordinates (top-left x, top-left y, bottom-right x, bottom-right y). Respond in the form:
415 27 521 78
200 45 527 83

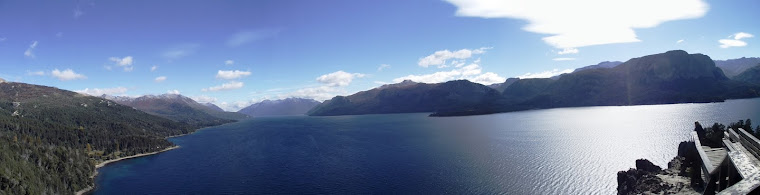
636 159 663 173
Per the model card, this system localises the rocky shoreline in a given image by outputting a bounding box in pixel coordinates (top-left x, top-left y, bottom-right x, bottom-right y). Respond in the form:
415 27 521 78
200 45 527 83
617 141 702 194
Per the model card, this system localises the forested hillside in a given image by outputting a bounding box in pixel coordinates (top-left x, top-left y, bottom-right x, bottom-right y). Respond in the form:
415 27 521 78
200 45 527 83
0 82 195 194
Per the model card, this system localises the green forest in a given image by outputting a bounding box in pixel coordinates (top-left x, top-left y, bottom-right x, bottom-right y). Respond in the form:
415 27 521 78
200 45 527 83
0 82 221 194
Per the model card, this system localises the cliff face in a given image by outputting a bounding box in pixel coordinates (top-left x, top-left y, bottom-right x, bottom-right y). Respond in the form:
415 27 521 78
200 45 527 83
617 141 701 195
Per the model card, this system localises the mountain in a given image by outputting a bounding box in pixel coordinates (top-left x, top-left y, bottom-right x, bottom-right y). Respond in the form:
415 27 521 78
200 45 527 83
105 94 248 127
488 77 519 93
733 64 760 85
572 61 624 73
434 50 760 116
307 80 502 116
715 57 760 78
0 82 195 194
238 98 320 117
202 102 225 112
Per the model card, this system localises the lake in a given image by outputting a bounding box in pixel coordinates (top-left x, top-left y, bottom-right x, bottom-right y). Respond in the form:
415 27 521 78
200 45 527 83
93 98 760 194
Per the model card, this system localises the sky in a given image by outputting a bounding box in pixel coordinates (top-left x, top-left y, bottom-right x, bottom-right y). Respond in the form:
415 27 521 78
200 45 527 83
1 0 758 111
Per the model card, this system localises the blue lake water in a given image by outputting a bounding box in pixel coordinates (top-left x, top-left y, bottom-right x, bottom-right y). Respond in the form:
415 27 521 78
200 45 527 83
93 98 760 194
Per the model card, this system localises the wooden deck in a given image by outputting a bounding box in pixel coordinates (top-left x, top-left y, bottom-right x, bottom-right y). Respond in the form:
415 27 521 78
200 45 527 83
703 146 728 171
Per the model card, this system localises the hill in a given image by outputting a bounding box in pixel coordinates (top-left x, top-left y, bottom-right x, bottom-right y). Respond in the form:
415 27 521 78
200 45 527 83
733 64 760 85
307 80 502 116
715 57 760 78
105 94 248 127
238 98 320 117
0 82 195 194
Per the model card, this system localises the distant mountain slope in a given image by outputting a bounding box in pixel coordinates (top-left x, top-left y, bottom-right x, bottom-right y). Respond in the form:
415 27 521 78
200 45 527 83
238 98 320 117
572 61 623 73
488 77 519 93
105 94 247 127
733 64 760 85
434 50 760 116
0 82 194 194
202 102 225 112
715 57 760 78
308 80 502 116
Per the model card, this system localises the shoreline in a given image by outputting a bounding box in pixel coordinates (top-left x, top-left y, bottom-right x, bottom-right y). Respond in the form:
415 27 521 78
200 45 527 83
75 145 180 195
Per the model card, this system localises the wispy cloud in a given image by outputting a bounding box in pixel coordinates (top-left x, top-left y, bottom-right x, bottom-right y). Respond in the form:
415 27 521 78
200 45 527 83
418 47 490 68
216 70 251 80
202 81 244 92
27 71 45 76
151 65 158 72
517 69 573 79
445 0 708 49
167 90 180 95
377 64 391 71
109 56 134 72
155 76 167 82
720 32 754 48
24 41 38 58
676 39 685 44
225 60 235 65
553 58 576 61
51 69 86 81
557 48 579 55
227 29 280 47
163 44 199 60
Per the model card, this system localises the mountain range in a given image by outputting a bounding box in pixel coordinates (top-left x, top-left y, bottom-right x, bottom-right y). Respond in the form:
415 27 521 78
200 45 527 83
237 98 320 117
103 94 249 127
308 50 760 117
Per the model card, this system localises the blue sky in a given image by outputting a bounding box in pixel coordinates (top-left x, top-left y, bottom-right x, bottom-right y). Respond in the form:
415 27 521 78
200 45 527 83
1 0 758 111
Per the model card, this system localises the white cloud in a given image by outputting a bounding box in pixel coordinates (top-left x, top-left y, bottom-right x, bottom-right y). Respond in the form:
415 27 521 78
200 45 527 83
225 60 234 65
553 58 576 61
393 63 505 85
471 72 506 85
109 56 134 72
24 41 38 58
719 39 747 48
216 70 252 80
151 65 158 72
51 69 86 81
378 64 391 71
167 90 180 95
202 81 244 92
734 32 754 40
155 76 167 82
445 0 708 49
191 95 218 103
676 39 685 44
517 68 573 79
316 71 365 87
217 100 257 112
418 47 490 68
720 32 753 48
27 71 45 76
557 48 578 55
227 29 279 47
163 44 199 60
287 86 346 101
75 87 127 96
